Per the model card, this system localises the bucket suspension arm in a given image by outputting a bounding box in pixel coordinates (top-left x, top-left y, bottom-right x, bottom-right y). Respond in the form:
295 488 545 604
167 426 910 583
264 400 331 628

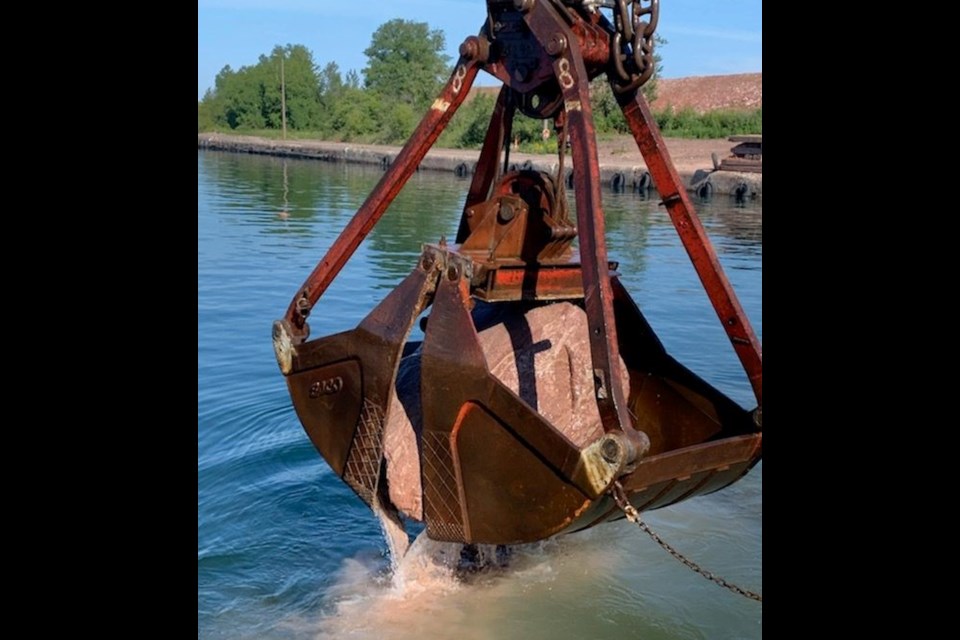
278 0 761 437
279 53 483 342
616 90 763 409
490 0 762 418
521 1 640 445
456 86 516 243
510 0 763 412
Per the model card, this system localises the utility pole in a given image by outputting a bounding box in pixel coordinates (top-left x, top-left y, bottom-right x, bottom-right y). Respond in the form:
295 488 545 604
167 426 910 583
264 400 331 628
280 53 287 140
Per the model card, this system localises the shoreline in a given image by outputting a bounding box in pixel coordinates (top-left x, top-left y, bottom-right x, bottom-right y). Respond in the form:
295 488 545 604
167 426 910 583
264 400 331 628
197 132 761 197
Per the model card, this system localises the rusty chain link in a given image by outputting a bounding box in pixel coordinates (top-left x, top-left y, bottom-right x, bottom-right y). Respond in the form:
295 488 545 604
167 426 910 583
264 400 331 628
608 0 659 93
562 1 658 91
611 481 763 603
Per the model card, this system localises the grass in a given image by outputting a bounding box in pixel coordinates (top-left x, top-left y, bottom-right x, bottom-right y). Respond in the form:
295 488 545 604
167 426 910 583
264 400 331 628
654 107 761 139
200 127 344 142
199 108 762 149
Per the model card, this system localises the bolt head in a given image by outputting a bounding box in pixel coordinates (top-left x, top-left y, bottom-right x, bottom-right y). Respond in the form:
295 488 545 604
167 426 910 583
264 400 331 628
459 36 489 62
546 35 567 56
601 437 622 464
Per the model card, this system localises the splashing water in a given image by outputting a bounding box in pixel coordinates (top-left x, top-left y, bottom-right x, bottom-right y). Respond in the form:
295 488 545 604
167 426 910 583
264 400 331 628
312 531 473 639
373 504 411 569
307 525 634 640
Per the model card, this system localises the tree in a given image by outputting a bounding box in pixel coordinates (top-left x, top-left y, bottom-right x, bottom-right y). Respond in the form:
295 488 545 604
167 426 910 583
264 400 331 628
642 34 667 104
197 45 323 132
363 19 450 111
586 34 667 135
319 62 344 102
211 63 266 129
438 93 498 148
345 69 362 89
259 45 322 131
198 90 218 132
327 85 380 140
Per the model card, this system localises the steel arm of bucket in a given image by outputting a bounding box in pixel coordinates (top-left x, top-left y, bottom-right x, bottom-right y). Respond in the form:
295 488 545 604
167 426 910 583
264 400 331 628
456 86 515 244
522 2 647 454
617 90 763 408
281 55 481 338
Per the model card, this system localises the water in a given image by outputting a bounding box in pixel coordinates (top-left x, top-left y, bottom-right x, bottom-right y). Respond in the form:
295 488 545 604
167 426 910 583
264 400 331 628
198 150 762 639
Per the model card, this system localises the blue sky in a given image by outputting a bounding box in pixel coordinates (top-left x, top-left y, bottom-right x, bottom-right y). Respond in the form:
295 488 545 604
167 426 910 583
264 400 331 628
198 0 761 99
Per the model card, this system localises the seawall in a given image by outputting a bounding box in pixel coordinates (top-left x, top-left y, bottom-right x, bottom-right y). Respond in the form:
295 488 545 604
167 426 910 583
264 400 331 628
197 133 761 197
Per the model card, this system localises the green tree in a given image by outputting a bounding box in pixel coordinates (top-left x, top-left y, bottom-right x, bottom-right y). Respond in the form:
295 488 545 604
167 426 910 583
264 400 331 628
213 63 266 129
587 34 667 135
198 90 218 132
319 62 344 103
197 45 323 132
345 69 362 89
590 77 626 134
327 86 380 140
363 19 450 111
259 44 323 130
641 34 667 104
438 92 498 148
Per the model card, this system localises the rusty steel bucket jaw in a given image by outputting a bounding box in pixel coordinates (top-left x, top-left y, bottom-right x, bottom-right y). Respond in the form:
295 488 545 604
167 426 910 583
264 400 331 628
273 255 441 510
273 0 763 549
415 251 648 544
273 240 641 547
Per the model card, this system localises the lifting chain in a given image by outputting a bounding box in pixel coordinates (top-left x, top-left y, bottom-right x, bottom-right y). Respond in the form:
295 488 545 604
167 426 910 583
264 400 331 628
610 481 763 603
608 0 659 93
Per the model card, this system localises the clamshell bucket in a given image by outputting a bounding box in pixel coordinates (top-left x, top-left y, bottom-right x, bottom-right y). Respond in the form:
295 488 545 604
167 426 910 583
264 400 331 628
274 0 761 546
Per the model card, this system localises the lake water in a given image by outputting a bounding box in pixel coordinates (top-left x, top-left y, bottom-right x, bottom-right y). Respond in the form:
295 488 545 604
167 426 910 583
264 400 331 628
197 150 762 639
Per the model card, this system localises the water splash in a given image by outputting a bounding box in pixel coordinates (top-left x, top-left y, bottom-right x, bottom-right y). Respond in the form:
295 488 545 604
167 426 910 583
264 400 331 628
311 528 620 640
313 531 468 639
372 503 410 569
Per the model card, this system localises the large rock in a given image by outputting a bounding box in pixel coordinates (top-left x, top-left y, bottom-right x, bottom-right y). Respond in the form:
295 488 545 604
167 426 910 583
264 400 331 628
382 301 631 522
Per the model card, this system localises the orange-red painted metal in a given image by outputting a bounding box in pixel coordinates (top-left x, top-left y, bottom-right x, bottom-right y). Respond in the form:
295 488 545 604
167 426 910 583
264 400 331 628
617 91 763 406
279 56 481 338
274 0 762 546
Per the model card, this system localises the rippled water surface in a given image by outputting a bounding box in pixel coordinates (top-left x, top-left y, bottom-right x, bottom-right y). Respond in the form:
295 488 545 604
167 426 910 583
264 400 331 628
197 150 762 639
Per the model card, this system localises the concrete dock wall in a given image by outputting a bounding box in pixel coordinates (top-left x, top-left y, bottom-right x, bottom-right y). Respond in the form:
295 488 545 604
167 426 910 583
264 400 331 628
198 133 761 197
